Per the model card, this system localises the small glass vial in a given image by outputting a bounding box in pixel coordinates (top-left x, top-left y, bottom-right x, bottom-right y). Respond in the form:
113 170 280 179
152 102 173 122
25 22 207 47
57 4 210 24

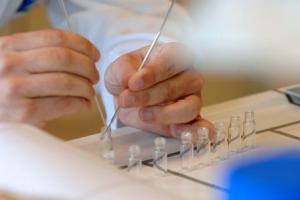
242 111 257 151
210 122 228 163
228 115 242 154
128 145 142 176
153 137 168 176
100 126 115 161
194 127 210 166
180 131 194 170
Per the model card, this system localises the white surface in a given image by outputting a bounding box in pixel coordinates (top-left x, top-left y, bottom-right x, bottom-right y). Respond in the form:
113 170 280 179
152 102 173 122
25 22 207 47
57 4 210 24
0 123 179 200
69 89 300 200
1 89 300 200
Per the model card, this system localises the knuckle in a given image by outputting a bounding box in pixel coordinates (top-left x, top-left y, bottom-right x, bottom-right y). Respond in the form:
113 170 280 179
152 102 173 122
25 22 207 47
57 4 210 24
0 53 16 77
48 29 66 46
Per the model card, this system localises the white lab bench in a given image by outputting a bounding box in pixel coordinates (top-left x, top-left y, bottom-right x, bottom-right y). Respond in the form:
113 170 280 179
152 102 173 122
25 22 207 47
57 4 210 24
69 87 300 200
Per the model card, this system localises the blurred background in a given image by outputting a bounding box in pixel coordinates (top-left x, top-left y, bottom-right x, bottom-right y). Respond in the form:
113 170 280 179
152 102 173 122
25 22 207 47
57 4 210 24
0 0 299 140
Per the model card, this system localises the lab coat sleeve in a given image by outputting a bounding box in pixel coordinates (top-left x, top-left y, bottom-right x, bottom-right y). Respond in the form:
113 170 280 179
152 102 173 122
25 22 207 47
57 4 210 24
46 0 192 127
0 0 29 26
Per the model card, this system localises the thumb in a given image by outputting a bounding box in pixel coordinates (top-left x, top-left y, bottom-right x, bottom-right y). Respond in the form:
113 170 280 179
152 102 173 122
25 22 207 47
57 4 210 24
105 53 141 96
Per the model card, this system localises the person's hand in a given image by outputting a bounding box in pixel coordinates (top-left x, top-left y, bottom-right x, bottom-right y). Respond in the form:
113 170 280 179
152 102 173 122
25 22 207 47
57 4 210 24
105 42 214 139
0 29 100 126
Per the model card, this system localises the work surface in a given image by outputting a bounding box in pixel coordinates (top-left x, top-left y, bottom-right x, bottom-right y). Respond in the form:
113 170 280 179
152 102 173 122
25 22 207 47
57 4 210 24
69 87 300 200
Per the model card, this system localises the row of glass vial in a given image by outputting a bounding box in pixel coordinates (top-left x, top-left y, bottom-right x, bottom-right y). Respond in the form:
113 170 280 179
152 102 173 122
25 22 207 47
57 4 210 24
128 111 256 175
180 111 257 170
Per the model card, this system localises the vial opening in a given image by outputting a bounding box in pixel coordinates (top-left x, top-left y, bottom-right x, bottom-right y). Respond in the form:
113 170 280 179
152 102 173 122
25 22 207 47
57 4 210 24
230 115 241 126
197 127 209 141
154 137 166 150
181 131 193 143
244 111 255 122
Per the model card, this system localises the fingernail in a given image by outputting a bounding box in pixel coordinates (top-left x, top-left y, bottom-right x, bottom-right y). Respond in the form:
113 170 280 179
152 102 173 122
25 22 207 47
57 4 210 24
133 78 144 90
140 108 153 122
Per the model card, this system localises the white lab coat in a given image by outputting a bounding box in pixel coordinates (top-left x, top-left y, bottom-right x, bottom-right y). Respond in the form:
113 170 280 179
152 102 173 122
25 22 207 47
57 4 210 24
0 0 191 128
189 0 300 85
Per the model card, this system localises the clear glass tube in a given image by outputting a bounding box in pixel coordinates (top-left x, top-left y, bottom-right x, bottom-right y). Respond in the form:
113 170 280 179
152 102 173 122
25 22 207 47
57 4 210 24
228 115 242 155
242 111 257 151
128 145 142 176
153 137 168 176
99 127 115 161
180 131 194 170
194 127 210 166
210 122 228 163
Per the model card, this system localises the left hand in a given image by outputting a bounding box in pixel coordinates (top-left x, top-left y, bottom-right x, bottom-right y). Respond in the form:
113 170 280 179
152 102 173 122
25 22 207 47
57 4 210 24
105 42 214 140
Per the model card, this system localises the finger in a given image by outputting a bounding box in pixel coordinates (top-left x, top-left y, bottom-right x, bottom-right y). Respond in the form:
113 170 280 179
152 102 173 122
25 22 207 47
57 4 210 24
128 42 194 91
118 70 203 107
138 95 201 124
0 97 91 125
105 54 140 95
118 107 172 137
0 29 100 61
11 73 95 100
19 47 99 83
31 97 91 123
118 107 215 140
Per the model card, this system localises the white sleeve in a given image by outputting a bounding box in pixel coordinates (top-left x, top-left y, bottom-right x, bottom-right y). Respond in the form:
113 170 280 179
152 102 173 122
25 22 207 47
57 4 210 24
0 0 26 26
46 0 192 128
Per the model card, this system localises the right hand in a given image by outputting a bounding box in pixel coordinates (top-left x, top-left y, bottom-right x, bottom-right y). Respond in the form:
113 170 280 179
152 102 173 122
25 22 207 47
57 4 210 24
0 29 100 126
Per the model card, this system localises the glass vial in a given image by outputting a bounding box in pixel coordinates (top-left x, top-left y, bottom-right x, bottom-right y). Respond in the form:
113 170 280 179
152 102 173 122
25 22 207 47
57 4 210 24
195 127 210 166
180 131 194 170
153 137 168 176
210 122 228 163
228 115 242 154
242 111 257 150
128 144 142 176
100 126 115 161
